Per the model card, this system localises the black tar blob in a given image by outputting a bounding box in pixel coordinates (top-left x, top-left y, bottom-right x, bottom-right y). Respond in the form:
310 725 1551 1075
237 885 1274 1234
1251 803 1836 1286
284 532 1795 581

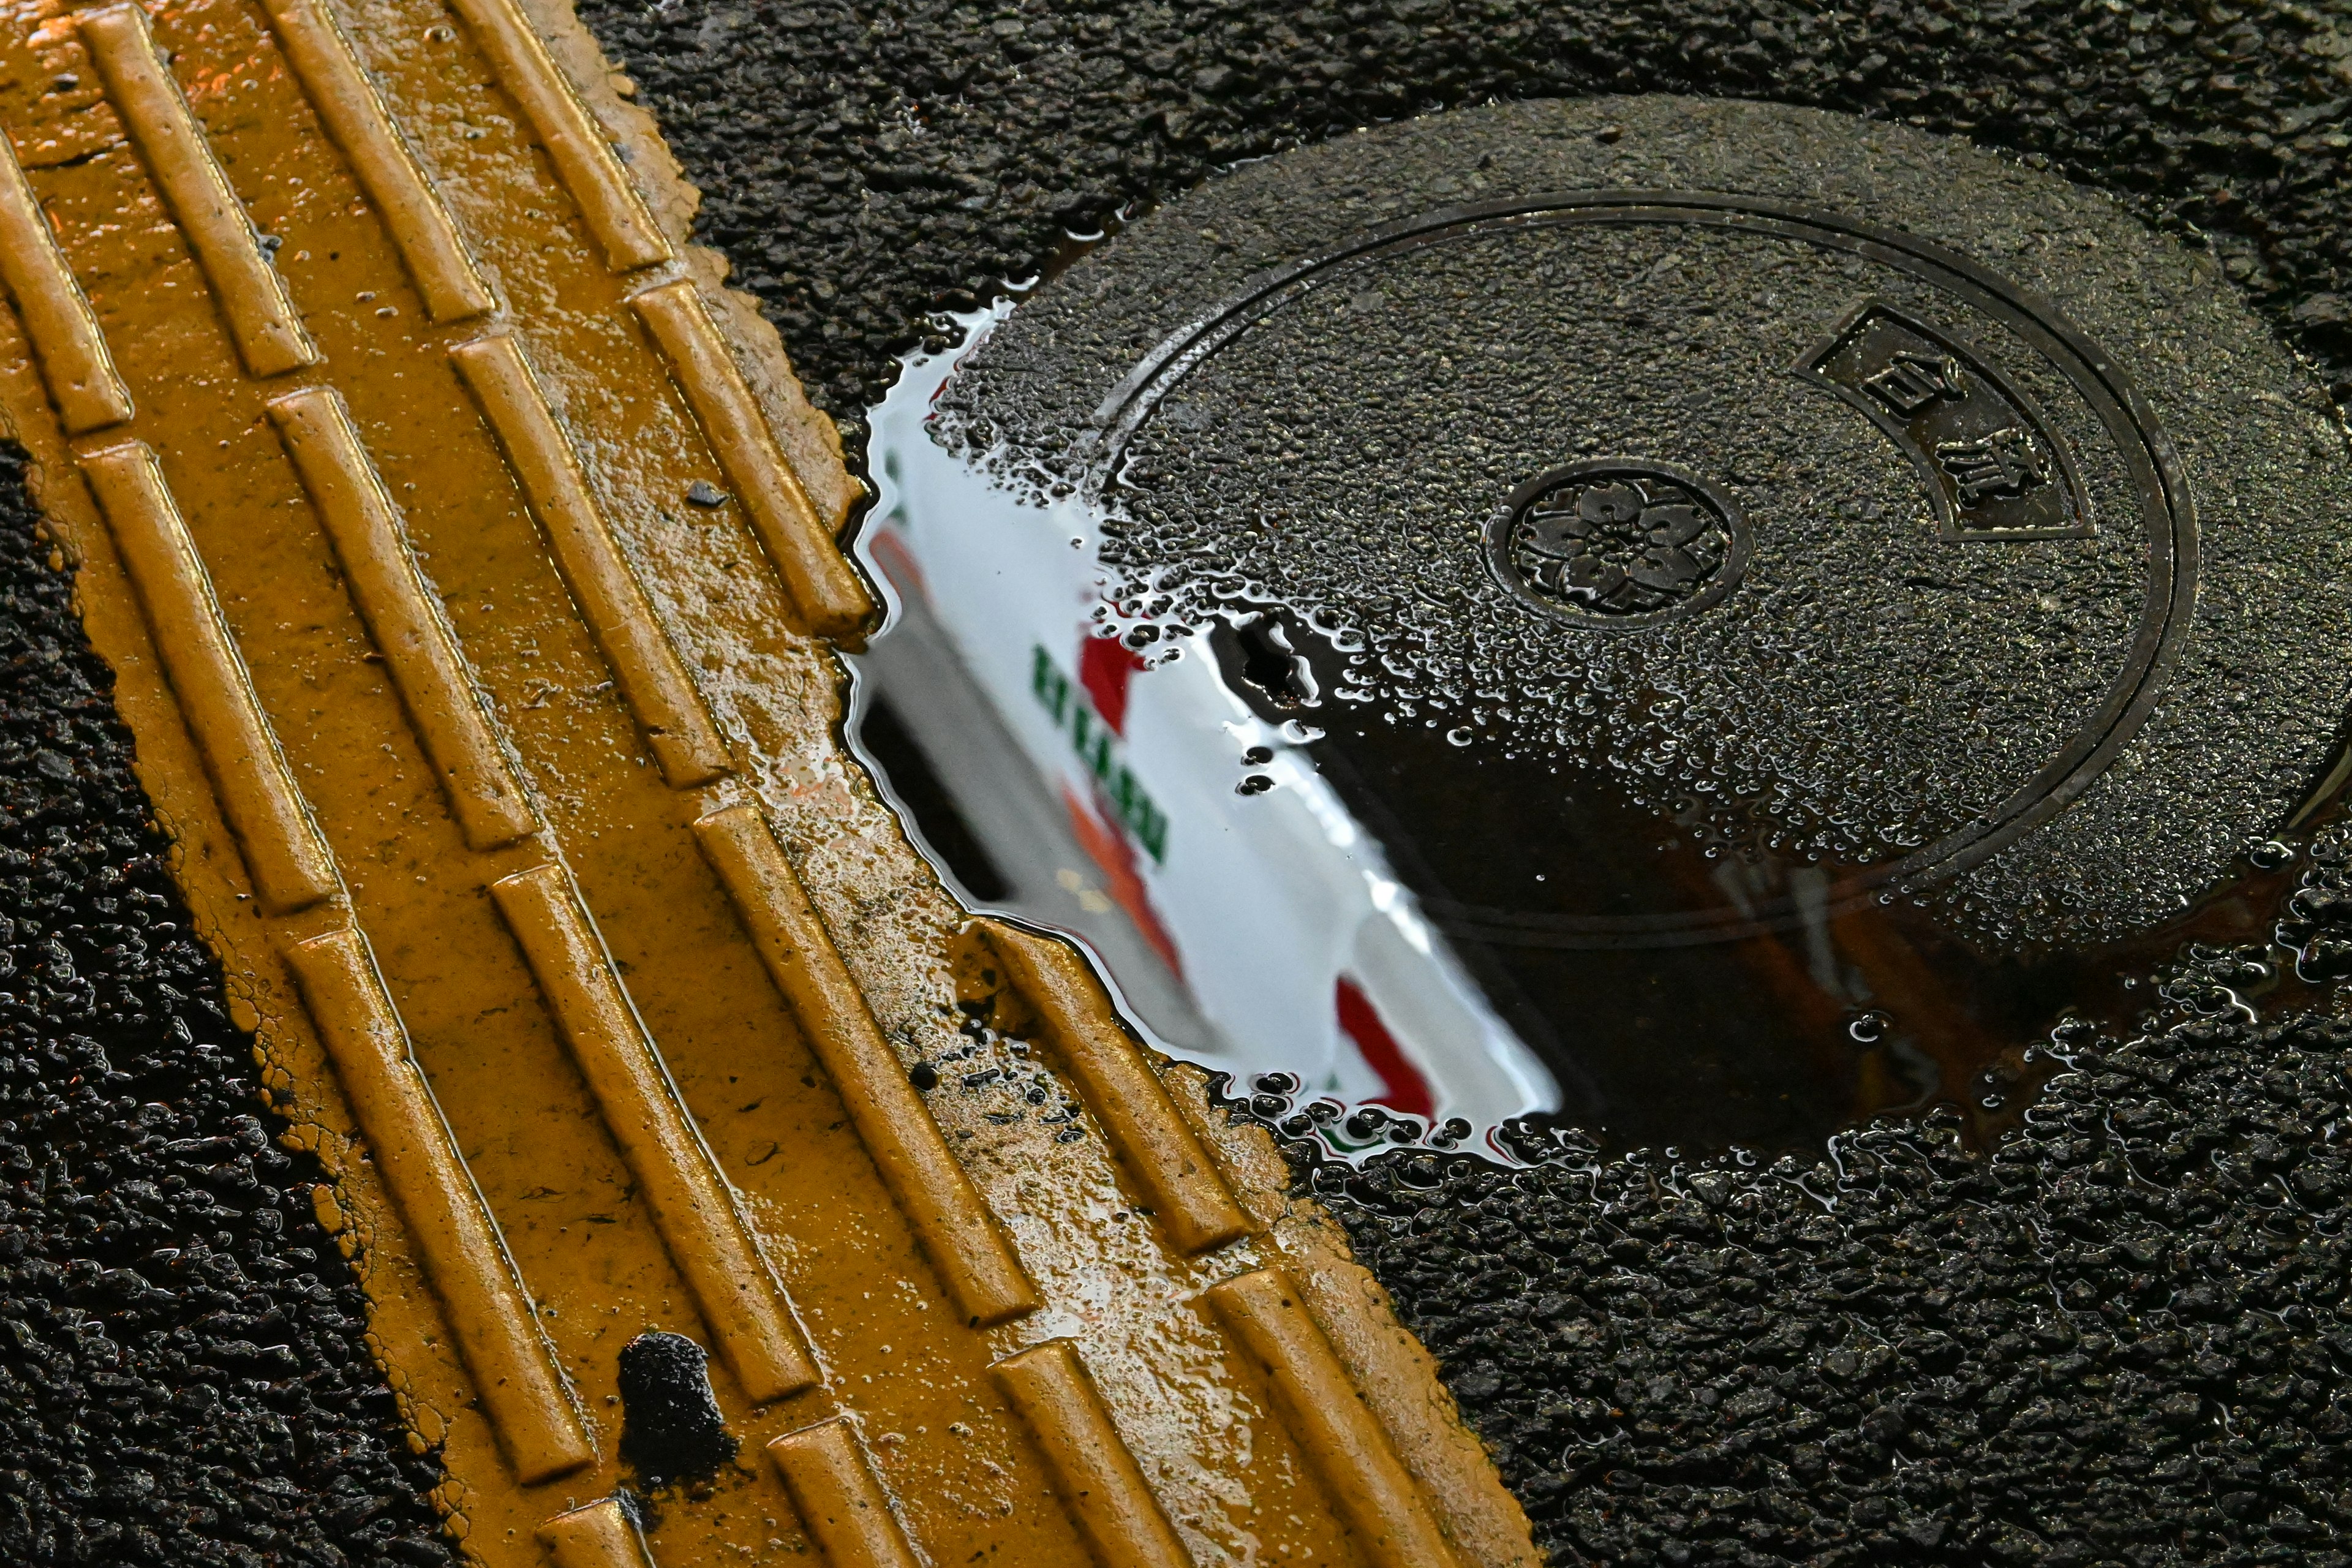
617 1331 739 1488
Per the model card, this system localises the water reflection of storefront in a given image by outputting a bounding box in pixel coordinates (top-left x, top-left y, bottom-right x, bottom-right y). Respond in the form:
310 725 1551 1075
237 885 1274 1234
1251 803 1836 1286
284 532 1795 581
854 333 1559 1137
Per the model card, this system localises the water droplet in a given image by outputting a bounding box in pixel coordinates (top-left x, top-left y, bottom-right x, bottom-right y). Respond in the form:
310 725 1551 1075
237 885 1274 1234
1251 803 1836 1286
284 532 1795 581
2248 839 2296 870
1235 774 1275 796
1446 726 1474 746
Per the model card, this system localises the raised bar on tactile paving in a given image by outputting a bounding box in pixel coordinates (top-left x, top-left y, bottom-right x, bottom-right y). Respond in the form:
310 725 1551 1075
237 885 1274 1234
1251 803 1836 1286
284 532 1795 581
977 919 1248 1256
257 0 494 322
442 0 670 271
1203 1268 1460 1568
453 333 730 788
694 805 1037 1326
0 129 130 432
992 1340 1191 1568
268 386 537 850
285 926 592 1485
489 862 815 1404
767 1418 922 1568
78 4 320 377
80 442 336 913
537 1498 657 1568
630 282 872 638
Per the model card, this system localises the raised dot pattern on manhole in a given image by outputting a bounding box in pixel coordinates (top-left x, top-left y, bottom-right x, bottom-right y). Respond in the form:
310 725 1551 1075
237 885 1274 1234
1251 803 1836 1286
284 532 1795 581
1488 459 1749 627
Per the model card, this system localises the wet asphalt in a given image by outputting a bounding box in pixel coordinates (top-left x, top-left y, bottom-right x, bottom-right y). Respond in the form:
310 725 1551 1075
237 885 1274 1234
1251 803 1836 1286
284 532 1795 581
6 0 2352 1563
575 3 2352 1562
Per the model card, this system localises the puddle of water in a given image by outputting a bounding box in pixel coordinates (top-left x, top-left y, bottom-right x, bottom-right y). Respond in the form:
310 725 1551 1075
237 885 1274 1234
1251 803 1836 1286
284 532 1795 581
847 306 2340 1163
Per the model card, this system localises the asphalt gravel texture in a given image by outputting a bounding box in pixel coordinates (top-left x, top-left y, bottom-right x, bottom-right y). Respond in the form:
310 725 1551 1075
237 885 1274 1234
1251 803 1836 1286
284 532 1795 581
1251 1001 2352 1567
6 0 2352 1564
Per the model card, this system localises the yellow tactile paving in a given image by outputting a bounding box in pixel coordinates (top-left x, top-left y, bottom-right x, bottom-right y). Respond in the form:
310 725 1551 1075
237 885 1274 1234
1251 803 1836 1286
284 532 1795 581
80 2 320 375
491 860 822 1406
974 917 1252 1258
1207 1269 1466 1568
0 0 1540 1563
693 803 1038 1328
628 279 872 639
993 1338 1194 1568
284 923 595 1485
79 437 339 912
766 1419 925 1568
257 0 495 322
0 123 128 432
538 1499 657 1568
266 383 540 849
442 0 669 271
451 330 734 789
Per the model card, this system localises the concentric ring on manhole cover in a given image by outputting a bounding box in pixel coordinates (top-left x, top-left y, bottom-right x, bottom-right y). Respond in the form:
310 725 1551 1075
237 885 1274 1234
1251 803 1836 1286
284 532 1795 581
1083 190 2196 940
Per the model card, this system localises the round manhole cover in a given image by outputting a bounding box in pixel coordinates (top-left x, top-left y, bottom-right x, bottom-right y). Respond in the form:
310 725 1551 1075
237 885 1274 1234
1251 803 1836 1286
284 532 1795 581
865 97 2352 1148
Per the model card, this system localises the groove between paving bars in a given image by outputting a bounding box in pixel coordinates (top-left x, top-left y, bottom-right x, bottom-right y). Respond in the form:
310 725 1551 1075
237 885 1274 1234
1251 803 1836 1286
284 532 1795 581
452 333 730 788
976 919 1249 1256
77 4 320 377
266 386 538 850
0 127 130 432
537 1499 657 1568
628 281 872 638
693 804 1038 1327
1202 1267 1461 1568
255 0 494 322
992 1339 1192 1568
489 861 817 1404
284 925 593 1485
79 441 337 913
767 1417 922 1568
441 0 671 271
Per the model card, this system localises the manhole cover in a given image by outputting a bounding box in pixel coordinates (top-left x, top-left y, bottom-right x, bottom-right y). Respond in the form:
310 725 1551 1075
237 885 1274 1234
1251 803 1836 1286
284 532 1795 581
861 97 2352 1150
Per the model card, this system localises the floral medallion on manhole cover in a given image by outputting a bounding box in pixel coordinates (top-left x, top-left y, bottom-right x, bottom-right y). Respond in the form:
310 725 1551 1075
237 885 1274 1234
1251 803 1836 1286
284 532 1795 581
1486 458 1751 628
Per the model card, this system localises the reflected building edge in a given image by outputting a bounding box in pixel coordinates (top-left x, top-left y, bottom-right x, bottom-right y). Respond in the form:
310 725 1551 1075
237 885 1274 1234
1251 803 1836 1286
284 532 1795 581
856 331 1559 1142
